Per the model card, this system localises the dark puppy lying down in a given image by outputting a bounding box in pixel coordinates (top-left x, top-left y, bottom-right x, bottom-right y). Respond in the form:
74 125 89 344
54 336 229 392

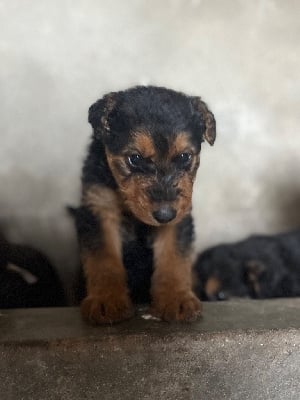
194 229 300 301
0 231 65 308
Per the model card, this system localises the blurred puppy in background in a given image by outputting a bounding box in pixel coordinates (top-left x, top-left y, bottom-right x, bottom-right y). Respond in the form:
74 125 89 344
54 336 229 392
194 229 300 301
0 230 65 308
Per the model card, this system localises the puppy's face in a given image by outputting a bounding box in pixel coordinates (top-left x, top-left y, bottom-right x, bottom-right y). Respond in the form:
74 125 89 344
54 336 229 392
88 86 216 226
106 130 199 226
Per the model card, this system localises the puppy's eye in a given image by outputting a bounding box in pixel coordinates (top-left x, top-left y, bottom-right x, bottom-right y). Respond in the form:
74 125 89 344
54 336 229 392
128 154 144 168
173 152 192 168
127 154 155 174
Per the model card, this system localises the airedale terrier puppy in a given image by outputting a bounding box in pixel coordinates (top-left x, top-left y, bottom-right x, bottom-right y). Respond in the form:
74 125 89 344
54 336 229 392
194 229 300 301
74 86 216 324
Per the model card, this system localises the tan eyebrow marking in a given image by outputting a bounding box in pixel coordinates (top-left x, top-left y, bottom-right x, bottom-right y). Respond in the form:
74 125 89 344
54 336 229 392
129 131 156 158
169 132 194 159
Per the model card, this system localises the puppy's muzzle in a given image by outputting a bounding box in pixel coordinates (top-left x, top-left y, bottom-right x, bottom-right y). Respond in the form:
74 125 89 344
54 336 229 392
147 184 180 203
152 206 177 223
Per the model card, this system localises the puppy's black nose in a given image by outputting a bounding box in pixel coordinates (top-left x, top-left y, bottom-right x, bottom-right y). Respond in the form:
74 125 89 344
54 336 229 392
152 206 176 223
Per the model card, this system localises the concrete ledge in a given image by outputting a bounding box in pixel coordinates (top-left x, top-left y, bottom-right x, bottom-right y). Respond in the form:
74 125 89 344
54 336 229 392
1 299 300 399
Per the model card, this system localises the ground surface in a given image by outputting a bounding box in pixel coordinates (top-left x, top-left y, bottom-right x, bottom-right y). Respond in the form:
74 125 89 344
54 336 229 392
1 299 299 399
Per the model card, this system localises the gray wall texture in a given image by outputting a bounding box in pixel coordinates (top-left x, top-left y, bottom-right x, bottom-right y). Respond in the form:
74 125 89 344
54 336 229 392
1 0 299 299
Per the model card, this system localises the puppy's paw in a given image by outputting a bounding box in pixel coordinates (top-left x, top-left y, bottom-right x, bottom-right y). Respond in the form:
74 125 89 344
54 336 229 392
81 291 134 325
151 291 202 322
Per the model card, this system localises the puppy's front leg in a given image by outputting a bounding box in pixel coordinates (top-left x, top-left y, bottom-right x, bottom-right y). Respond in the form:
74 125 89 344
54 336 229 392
80 186 133 324
151 224 202 322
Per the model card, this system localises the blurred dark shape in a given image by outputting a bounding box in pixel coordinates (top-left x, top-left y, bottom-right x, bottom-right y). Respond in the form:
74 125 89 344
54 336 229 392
194 229 300 301
0 230 65 308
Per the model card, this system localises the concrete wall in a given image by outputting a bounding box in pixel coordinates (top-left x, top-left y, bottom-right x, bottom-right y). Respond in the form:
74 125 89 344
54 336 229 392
1 0 300 298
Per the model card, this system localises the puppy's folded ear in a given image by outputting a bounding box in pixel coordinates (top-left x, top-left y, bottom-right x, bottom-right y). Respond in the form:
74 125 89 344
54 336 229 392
88 93 117 137
191 97 216 146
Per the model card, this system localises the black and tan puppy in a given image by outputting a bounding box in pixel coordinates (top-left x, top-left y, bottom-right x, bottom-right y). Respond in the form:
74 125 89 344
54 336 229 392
74 86 216 324
194 229 300 301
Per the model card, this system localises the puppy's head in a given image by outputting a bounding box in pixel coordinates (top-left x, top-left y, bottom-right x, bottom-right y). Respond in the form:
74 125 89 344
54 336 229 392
88 86 216 226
